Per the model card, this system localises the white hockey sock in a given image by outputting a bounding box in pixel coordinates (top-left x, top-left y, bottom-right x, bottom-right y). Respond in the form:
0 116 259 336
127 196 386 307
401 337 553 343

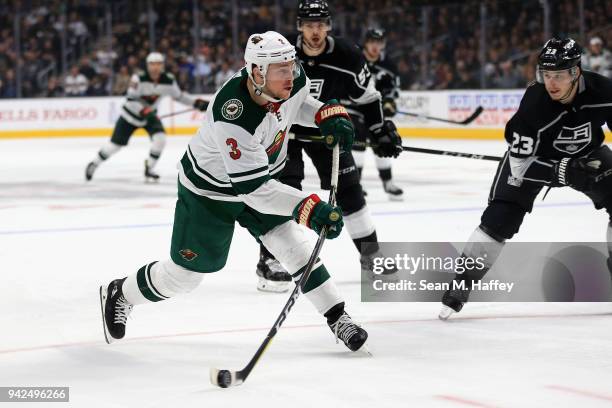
304 277 344 315
353 150 366 169
93 142 122 165
374 155 391 171
344 206 376 240
259 221 345 314
147 132 166 169
463 226 505 268
122 259 203 305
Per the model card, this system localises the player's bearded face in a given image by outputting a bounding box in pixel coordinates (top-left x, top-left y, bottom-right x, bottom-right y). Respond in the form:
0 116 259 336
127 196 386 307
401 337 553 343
264 61 296 100
542 69 575 100
301 21 329 50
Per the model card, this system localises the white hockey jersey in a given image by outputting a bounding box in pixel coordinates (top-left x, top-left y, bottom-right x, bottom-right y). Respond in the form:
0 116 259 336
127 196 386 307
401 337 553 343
121 71 195 126
179 66 323 216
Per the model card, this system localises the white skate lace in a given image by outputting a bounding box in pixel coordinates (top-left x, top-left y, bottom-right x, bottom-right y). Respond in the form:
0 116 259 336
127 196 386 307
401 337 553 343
114 295 133 325
331 314 359 345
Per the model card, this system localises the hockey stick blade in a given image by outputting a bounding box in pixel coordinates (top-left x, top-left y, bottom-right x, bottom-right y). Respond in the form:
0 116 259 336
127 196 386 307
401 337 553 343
460 106 484 124
210 368 244 388
397 105 483 125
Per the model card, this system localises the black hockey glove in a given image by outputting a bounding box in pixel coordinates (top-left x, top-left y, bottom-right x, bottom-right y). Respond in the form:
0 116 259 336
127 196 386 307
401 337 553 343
371 120 402 158
382 97 397 118
553 157 602 190
315 99 354 152
193 98 208 111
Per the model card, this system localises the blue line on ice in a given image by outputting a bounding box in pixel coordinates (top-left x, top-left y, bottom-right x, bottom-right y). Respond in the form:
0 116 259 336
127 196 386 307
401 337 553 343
0 201 591 235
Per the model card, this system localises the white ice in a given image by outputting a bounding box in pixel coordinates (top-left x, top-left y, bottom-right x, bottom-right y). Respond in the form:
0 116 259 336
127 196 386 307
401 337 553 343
1 136 611 408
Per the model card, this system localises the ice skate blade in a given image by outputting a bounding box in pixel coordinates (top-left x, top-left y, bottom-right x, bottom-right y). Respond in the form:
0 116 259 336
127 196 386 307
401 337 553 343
99 285 114 344
256 276 290 293
438 305 455 321
386 193 404 202
357 343 373 357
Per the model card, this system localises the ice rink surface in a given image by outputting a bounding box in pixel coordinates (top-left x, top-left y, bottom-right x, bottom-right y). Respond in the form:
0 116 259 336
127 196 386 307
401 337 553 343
1 135 611 407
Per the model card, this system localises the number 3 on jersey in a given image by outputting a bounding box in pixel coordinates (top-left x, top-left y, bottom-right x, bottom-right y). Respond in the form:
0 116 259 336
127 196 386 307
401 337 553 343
226 138 241 160
510 132 534 155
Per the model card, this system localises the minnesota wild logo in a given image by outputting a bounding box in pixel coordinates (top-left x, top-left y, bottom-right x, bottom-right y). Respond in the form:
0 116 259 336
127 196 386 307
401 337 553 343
179 249 198 261
221 99 243 120
265 128 287 163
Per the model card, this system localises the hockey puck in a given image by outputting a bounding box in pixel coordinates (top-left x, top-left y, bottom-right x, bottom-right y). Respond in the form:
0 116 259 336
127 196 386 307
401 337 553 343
216 369 232 388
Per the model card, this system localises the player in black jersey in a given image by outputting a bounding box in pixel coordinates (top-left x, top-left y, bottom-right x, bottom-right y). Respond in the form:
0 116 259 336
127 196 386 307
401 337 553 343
255 0 403 293
352 28 404 201
439 38 612 320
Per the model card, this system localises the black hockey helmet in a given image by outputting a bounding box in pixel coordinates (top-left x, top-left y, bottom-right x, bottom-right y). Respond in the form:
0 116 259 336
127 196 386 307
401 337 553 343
365 28 386 42
297 0 331 28
537 38 582 71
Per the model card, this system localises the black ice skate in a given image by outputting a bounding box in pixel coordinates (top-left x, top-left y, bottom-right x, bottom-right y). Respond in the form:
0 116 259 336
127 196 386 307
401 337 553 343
383 180 404 201
325 303 368 352
439 276 472 320
144 160 160 182
256 254 292 293
85 161 98 181
360 250 398 276
99 278 133 343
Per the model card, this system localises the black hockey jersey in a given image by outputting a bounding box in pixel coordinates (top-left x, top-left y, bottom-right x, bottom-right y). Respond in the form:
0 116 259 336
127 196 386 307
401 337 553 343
288 34 384 135
506 71 612 184
366 54 400 100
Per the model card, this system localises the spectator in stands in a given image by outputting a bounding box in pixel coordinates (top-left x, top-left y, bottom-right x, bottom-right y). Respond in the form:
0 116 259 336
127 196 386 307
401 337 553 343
582 36 612 78
494 59 523 89
1 69 17 98
86 74 108 96
214 60 235 89
450 60 479 89
45 76 64 97
64 65 88 96
79 56 97 80
112 65 131 95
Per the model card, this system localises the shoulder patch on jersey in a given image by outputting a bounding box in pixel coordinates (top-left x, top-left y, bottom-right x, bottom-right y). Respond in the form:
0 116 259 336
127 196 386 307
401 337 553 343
221 99 244 120
212 69 266 134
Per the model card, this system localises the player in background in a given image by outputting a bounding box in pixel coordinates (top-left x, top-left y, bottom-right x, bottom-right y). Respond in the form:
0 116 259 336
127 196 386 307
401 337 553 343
352 28 404 201
85 52 208 182
439 38 612 320
99 31 368 352
254 0 403 293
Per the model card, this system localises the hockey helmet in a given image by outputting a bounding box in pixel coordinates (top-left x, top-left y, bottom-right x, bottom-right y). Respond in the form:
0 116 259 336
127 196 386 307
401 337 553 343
365 28 386 42
297 0 332 29
536 38 582 83
244 31 299 102
146 52 165 64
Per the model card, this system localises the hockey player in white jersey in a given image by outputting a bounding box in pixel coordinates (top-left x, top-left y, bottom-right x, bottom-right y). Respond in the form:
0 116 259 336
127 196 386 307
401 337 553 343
99 31 368 352
85 52 208 181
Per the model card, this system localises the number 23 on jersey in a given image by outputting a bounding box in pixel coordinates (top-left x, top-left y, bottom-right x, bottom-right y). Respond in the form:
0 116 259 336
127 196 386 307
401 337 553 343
510 132 534 155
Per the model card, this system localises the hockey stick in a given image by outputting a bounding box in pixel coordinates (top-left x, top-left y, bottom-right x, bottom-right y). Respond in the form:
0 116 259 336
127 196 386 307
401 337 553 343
290 134 502 162
397 105 484 125
158 107 204 120
396 144 501 162
210 144 341 388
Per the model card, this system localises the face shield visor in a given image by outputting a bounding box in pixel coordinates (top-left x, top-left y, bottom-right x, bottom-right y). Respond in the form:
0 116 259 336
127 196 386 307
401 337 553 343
265 61 301 82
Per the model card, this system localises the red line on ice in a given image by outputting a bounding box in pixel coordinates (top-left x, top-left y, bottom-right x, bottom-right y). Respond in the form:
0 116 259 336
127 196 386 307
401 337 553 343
0 312 608 355
434 394 498 408
546 385 612 402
